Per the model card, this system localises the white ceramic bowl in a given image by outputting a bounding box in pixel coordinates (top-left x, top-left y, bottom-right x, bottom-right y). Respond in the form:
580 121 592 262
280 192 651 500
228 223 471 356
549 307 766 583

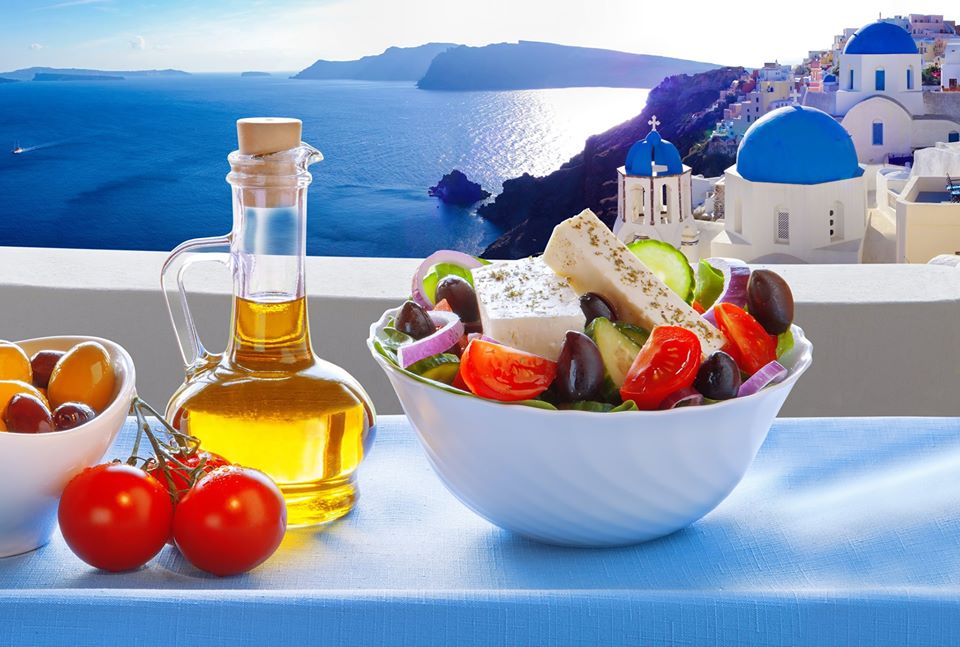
0 336 136 557
369 309 812 547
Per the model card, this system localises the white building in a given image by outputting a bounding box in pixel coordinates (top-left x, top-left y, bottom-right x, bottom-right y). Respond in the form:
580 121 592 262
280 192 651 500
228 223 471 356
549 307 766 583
864 142 960 263
804 20 960 164
613 118 700 262
941 39 960 90
711 105 867 264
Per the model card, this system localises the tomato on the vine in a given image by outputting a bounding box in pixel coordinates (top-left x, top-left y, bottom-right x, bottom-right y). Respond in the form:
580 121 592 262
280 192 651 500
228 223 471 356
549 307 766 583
173 466 287 577
620 326 702 410
58 463 173 572
147 449 230 503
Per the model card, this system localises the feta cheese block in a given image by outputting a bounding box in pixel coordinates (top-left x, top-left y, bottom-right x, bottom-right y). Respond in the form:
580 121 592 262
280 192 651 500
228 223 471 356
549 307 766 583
472 256 586 361
542 209 726 355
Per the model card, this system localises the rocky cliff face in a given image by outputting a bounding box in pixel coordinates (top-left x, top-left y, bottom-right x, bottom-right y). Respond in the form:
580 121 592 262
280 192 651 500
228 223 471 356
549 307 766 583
480 66 744 259
417 41 719 91
293 43 457 81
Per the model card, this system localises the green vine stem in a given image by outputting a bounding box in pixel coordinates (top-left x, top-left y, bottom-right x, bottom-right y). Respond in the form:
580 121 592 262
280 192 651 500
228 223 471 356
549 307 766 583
126 396 210 503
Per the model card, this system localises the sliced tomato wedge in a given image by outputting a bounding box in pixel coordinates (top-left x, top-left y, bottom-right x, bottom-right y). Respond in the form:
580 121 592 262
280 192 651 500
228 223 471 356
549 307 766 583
713 303 776 376
620 326 702 410
459 339 556 402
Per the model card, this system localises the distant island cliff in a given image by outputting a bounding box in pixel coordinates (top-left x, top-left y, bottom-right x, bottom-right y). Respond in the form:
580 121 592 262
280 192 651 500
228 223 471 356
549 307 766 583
293 43 457 81
417 41 720 91
34 73 123 82
0 67 188 81
479 66 744 259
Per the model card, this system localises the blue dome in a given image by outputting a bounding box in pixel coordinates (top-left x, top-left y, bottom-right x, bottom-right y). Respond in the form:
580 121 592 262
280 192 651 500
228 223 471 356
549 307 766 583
844 22 918 55
625 130 684 176
736 105 863 185
823 73 837 83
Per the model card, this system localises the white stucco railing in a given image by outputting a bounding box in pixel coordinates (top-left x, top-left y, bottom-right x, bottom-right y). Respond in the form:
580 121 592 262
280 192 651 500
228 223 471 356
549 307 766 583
1 246 959 418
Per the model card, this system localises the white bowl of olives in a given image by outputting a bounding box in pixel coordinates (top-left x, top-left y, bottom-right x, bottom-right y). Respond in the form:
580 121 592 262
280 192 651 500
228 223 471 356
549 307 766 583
0 336 136 557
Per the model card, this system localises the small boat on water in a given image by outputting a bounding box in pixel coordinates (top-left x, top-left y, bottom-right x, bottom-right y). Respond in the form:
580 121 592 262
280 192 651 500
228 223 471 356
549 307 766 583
11 142 25 155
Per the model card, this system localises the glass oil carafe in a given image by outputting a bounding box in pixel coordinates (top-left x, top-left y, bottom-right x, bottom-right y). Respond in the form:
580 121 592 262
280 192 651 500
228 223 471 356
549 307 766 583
162 117 375 527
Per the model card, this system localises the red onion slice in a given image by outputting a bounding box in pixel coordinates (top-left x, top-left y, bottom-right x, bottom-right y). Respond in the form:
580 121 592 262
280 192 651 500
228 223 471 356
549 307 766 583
738 360 787 397
397 311 464 369
411 250 485 309
467 333 500 344
659 386 705 409
701 258 751 327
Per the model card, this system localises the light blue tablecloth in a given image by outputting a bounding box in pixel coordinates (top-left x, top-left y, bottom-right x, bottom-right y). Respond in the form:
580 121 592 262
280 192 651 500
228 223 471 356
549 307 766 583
2 415 959 646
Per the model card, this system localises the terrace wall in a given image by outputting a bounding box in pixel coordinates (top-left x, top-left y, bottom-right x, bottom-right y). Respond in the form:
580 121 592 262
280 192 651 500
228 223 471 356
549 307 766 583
0 247 958 418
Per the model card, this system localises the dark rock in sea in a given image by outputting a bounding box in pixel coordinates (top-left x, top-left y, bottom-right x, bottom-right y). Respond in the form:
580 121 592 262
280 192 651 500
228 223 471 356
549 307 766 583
417 41 719 91
479 66 745 259
294 43 457 81
34 73 124 81
241 71 271 77
429 170 491 206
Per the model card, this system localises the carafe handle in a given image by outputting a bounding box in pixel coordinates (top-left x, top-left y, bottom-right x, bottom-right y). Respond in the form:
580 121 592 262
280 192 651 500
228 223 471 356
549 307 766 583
161 235 232 371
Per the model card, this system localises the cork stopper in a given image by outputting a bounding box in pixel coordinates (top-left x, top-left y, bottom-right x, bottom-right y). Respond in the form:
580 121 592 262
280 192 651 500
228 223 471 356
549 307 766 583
236 117 302 156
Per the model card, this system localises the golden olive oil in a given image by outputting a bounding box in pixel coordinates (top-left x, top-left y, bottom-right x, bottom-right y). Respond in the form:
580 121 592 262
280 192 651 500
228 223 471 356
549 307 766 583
168 296 373 527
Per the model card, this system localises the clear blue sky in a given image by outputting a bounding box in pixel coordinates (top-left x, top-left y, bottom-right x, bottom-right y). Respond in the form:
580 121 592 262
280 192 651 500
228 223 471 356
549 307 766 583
0 0 954 73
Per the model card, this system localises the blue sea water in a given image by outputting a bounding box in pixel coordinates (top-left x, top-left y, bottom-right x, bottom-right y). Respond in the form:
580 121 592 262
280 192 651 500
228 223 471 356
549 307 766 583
0 75 648 257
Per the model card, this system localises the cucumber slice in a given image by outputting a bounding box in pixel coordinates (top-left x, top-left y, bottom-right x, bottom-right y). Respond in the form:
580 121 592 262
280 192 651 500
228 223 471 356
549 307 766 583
407 353 461 385
614 322 650 348
586 317 642 387
694 259 724 310
627 239 695 303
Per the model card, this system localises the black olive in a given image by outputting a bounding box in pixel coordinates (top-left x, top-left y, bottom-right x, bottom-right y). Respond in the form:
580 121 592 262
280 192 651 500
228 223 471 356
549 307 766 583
746 269 794 335
693 351 741 401
579 292 617 325
435 276 480 324
396 300 434 339
554 331 605 402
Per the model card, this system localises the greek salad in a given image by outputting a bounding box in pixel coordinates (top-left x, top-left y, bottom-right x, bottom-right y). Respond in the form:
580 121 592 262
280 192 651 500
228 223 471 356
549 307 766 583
373 209 797 412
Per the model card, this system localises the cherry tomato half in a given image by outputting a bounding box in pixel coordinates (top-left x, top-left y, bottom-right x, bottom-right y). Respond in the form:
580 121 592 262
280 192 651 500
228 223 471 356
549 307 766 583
620 326 702 410
713 303 777 376
58 463 173 572
147 449 231 503
173 466 287 577
459 339 557 402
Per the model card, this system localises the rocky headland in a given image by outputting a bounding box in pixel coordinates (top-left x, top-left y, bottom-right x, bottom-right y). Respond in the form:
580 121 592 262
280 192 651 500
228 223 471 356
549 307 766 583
241 71 271 77
294 43 457 81
479 66 744 259
417 41 719 91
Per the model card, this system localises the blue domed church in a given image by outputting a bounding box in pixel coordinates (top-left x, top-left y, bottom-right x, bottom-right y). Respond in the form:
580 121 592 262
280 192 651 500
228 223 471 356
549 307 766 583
804 20 960 164
711 105 867 263
613 117 700 262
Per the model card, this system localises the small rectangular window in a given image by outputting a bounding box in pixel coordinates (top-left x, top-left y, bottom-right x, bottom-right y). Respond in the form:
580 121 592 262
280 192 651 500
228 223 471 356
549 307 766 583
875 69 886 91
873 122 884 145
950 132 960 143
776 210 790 244
849 69 855 89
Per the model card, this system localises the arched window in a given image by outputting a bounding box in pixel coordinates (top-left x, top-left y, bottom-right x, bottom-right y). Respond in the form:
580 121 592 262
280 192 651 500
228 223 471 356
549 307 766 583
907 67 915 90
829 202 844 242
875 67 886 91
659 184 672 223
849 69 855 89
949 132 960 143
734 200 743 234
775 207 790 244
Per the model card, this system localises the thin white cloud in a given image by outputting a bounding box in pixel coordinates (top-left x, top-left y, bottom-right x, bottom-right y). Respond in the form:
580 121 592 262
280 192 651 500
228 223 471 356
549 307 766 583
130 35 146 50
29 43 44 50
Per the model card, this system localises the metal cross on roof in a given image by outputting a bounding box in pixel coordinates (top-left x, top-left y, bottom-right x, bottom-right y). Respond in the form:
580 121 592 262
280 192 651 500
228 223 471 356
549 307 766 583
648 115 661 131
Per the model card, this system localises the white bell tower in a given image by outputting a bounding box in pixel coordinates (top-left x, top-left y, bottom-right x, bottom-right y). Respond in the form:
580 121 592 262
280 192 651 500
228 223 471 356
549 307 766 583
613 116 698 262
